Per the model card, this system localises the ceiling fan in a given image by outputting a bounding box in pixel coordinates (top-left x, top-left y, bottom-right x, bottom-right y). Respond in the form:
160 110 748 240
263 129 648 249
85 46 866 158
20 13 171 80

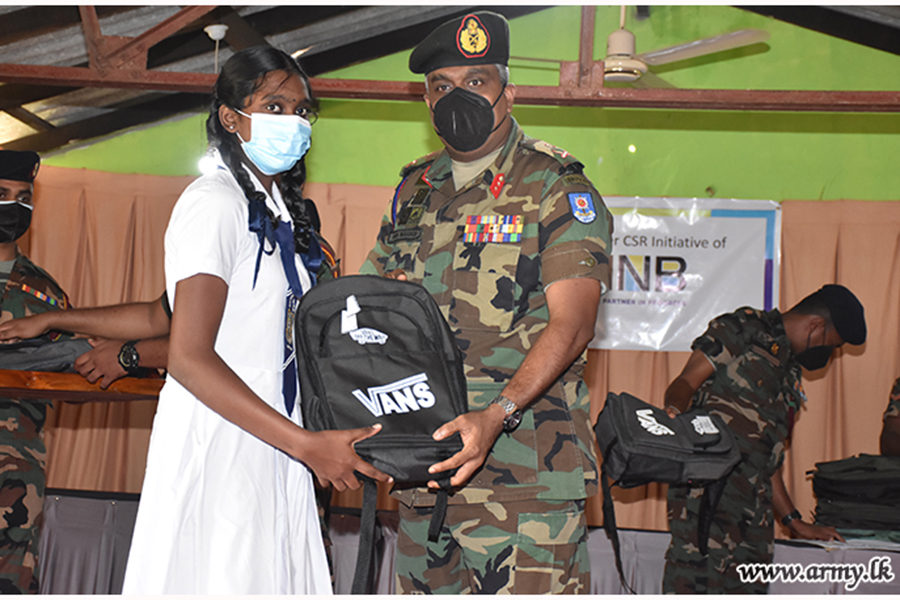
603 5 770 87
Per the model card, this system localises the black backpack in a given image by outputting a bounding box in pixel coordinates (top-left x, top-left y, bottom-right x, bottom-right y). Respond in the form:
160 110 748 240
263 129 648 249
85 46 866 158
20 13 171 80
809 454 900 530
295 274 467 593
594 392 741 592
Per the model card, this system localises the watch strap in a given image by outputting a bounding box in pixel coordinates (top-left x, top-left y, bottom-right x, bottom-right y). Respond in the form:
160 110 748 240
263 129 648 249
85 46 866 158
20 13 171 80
490 395 517 415
781 509 802 526
490 395 522 432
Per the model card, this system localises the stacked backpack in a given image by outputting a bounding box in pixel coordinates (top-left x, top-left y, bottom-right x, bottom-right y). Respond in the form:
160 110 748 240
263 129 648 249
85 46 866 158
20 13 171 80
810 454 900 531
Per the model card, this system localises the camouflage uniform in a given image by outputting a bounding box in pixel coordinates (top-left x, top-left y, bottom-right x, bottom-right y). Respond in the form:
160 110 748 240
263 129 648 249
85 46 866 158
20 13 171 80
361 119 612 594
0 253 71 594
885 378 900 420
664 308 805 594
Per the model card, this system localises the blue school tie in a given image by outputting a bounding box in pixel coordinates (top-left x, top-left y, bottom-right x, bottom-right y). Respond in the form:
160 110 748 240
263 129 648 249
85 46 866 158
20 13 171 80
249 200 309 415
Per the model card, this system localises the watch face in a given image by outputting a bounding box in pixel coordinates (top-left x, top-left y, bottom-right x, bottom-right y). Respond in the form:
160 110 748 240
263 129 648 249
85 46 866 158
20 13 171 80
504 410 523 432
119 345 139 371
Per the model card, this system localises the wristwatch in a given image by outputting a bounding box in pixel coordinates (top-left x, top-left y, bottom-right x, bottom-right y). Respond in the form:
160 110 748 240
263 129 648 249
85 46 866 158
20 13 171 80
489 395 523 433
117 340 142 375
781 509 802 527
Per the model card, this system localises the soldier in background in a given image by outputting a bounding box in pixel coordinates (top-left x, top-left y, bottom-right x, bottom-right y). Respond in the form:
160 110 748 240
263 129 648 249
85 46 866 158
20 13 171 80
880 378 900 456
662 285 867 594
0 150 71 593
361 12 612 594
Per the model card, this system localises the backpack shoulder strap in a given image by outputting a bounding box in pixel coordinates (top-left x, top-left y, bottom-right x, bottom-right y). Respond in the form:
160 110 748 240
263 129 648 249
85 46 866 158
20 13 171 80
351 478 379 594
601 466 636 594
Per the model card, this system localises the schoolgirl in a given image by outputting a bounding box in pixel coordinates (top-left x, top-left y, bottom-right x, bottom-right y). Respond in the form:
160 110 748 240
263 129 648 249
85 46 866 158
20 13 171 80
121 46 389 594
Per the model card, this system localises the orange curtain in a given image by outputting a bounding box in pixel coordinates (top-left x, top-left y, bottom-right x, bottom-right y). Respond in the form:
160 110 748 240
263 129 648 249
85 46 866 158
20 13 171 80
25 167 192 492
24 166 900 533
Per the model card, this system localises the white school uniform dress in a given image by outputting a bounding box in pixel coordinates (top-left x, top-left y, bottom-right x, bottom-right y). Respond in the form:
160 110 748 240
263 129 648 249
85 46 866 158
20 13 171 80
121 160 331 594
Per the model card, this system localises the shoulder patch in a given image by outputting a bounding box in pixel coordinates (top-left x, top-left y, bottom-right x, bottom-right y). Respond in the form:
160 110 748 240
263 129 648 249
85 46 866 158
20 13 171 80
399 151 440 178
568 192 597 224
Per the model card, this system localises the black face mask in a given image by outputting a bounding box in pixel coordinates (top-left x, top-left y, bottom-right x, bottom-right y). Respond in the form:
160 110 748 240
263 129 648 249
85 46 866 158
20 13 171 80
0 202 32 243
431 85 507 153
794 324 834 371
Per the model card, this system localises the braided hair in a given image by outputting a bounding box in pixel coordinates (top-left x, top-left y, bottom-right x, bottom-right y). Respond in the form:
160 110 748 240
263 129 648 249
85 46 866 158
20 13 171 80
206 45 320 253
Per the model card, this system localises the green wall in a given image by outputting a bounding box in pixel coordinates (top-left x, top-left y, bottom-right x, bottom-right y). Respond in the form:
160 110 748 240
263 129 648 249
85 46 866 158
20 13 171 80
44 5 900 201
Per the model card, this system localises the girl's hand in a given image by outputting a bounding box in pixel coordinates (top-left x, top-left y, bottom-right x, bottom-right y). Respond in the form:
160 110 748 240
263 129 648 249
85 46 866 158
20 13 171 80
302 424 393 491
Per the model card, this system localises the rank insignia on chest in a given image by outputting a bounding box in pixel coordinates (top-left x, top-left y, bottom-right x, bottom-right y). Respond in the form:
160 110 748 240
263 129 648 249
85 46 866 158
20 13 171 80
409 187 430 206
568 192 597 224
463 215 523 243
396 205 425 228
771 342 779 355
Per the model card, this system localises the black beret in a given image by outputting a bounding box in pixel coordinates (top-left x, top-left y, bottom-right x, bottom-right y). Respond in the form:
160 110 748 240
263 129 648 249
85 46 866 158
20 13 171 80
815 284 867 345
409 11 509 75
0 150 40 183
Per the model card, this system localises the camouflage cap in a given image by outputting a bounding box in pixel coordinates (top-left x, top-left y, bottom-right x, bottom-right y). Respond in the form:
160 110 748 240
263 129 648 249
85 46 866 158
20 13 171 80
0 150 40 183
409 11 509 75
815 284 866 345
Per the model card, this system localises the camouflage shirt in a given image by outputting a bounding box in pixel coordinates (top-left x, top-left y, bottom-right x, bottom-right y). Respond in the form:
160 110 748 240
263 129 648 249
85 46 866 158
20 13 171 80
0 252 70 594
1 252 72 446
665 307 805 591
886 378 900 420
689 307 804 478
361 119 612 506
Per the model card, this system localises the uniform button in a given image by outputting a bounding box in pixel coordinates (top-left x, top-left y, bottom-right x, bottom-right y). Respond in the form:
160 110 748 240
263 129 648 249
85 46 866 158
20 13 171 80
758 379 763 386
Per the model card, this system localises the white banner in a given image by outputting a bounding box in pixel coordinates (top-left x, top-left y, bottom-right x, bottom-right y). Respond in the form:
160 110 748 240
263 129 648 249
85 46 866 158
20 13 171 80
590 197 781 352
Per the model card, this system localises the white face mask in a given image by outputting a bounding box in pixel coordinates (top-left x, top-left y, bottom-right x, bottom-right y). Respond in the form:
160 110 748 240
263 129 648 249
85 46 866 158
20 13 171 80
235 110 312 175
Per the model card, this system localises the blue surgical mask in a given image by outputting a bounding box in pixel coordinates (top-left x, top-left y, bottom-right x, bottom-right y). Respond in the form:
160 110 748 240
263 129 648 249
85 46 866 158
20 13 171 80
235 110 312 176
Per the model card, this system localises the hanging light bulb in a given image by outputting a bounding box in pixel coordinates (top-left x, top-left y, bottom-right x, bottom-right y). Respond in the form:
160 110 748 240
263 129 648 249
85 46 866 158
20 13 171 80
204 24 229 73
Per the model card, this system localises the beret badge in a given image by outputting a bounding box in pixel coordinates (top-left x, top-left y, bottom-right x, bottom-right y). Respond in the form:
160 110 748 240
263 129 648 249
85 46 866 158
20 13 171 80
457 14 490 58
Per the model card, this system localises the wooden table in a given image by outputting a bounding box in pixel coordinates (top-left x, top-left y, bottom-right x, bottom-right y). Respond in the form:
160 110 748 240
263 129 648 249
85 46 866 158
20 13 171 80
0 369 163 402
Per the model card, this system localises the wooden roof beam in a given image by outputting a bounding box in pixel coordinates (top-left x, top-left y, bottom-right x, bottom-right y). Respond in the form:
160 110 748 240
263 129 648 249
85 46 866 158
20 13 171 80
0 62 898 112
78 5 216 73
3 106 55 131
101 6 217 70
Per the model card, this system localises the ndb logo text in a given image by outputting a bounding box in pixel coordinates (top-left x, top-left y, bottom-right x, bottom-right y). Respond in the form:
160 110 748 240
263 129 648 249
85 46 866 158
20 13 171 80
352 373 436 417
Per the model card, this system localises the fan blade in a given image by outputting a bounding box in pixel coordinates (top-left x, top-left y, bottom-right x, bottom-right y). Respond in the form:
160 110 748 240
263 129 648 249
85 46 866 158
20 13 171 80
632 71 677 89
637 28 770 67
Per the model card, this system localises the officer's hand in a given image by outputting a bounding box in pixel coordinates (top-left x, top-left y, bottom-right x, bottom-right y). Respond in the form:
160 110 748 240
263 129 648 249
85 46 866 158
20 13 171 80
664 406 680 419
384 269 408 281
0 313 53 343
789 520 845 542
426 408 505 489
74 338 128 389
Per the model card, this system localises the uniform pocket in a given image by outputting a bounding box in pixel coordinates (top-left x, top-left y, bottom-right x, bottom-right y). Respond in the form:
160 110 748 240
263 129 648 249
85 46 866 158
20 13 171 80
450 241 521 333
513 506 588 594
384 240 425 279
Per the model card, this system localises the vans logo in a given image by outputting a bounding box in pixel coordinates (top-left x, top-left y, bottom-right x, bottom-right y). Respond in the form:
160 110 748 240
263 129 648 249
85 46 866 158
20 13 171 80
349 327 389 346
636 409 674 436
352 373 436 418
691 415 719 435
